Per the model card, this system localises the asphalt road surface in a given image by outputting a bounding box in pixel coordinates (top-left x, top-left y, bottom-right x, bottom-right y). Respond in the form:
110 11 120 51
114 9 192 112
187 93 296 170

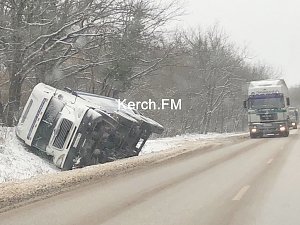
1 130 300 225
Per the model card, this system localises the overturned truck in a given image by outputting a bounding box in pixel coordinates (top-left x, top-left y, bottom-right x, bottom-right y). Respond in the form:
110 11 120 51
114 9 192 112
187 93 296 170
16 83 164 170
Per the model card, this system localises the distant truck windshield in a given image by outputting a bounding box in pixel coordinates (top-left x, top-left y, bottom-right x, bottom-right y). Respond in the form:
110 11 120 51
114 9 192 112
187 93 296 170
248 94 285 109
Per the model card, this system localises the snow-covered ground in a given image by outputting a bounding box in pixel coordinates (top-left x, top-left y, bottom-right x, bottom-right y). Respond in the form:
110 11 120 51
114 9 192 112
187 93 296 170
0 127 58 183
140 133 246 155
0 127 246 183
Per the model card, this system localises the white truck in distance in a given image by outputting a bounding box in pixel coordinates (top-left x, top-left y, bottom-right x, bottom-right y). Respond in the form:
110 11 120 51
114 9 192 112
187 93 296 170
243 79 291 138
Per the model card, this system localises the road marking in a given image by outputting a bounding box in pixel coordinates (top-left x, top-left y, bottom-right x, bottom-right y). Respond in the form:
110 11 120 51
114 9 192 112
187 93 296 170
232 185 250 201
267 158 273 165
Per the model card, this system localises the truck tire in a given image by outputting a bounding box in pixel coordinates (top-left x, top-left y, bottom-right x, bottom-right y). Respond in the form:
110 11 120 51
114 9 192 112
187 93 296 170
282 130 289 137
250 133 257 139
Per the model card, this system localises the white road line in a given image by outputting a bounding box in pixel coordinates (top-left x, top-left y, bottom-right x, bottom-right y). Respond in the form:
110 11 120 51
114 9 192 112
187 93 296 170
232 185 250 201
267 158 274 165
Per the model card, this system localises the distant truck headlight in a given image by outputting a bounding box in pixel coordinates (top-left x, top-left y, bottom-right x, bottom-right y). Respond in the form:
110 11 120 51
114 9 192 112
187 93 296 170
251 128 257 133
292 122 296 126
279 126 286 132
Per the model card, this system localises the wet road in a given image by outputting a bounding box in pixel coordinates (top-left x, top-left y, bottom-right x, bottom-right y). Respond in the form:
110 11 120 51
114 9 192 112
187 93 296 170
1 129 300 225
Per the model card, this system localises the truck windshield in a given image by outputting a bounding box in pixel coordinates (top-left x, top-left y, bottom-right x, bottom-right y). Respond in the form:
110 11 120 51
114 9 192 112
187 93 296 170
32 97 65 151
249 95 285 109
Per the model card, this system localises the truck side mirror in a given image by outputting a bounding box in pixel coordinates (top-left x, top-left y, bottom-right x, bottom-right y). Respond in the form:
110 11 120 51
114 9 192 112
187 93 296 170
286 97 290 106
243 100 247 109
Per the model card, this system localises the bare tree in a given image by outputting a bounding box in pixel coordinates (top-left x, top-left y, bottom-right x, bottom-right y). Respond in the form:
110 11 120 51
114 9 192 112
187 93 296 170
126 25 275 136
0 0 182 126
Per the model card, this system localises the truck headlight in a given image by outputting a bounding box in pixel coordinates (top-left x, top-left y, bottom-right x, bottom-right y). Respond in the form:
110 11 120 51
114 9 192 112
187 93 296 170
292 122 296 126
251 128 257 133
55 154 65 168
279 126 286 132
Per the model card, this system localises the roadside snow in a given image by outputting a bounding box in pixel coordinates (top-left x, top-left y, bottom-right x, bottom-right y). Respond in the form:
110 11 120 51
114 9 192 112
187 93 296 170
0 127 246 183
0 127 58 183
140 133 246 155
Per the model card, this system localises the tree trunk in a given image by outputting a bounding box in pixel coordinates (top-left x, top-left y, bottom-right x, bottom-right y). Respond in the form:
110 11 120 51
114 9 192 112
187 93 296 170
6 3 24 126
6 77 22 126
204 111 212 134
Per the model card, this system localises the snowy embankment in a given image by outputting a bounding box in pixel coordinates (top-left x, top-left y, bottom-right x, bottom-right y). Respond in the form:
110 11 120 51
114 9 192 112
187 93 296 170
0 127 247 183
0 127 58 183
141 133 247 155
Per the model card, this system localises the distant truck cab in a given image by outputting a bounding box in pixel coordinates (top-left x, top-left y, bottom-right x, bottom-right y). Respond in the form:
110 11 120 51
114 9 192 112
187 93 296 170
16 83 164 170
243 79 290 138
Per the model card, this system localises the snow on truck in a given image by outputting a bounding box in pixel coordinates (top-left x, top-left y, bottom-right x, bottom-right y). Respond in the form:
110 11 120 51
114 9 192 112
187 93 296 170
16 83 164 170
243 79 291 138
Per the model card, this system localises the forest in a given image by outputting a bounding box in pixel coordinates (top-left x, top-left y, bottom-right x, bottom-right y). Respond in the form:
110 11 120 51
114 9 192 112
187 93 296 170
1 0 297 136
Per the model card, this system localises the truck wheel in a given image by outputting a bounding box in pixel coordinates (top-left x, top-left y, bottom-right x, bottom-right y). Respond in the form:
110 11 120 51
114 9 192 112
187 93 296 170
282 131 289 137
293 124 297 129
250 133 257 138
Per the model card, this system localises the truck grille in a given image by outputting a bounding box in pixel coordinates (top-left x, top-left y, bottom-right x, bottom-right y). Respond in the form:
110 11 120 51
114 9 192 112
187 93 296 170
53 119 73 149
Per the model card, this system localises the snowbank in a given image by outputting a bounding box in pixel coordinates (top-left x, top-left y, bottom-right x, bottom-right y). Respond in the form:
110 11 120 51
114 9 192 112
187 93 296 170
140 132 246 155
0 127 58 183
0 127 246 183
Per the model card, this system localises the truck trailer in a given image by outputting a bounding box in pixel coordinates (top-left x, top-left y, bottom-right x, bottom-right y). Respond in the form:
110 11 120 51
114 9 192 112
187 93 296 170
243 79 290 138
288 107 299 129
16 83 164 170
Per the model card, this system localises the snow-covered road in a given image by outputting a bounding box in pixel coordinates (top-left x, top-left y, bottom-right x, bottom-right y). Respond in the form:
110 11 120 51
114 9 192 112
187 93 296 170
2 130 299 225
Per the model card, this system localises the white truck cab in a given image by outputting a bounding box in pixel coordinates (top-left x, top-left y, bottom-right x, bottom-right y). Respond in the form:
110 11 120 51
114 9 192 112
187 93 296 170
243 79 290 138
16 83 164 170
16 83 91 168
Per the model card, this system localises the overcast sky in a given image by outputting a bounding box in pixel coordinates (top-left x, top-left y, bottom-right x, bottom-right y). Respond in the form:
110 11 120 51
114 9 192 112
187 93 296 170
175 0 300 87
